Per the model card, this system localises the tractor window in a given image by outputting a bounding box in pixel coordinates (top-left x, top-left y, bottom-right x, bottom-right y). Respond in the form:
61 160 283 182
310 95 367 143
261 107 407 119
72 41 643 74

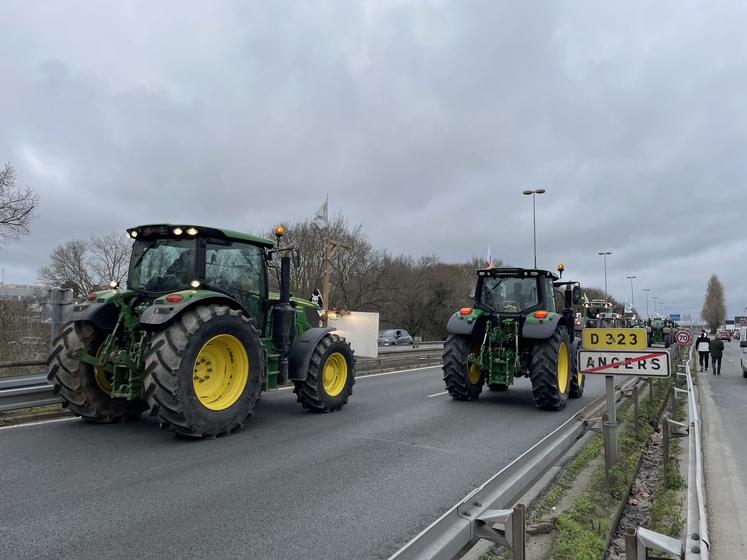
128 238 197 293
205 242 266 325
545 278 558 312
480 277 539 312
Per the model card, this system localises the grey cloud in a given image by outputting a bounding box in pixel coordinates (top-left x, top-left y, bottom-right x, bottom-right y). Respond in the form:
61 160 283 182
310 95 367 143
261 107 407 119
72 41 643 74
1 0 746 318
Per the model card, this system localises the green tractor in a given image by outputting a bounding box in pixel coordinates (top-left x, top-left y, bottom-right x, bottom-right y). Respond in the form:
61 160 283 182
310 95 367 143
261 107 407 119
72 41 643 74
442 266 584 410
47 224 355 438
646 318 672 347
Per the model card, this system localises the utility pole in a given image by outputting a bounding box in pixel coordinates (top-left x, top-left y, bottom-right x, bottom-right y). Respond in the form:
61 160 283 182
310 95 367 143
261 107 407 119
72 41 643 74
598 252 612 302
522 189 546 268
321 239 351 322
626 276 636 312
642 288 651 317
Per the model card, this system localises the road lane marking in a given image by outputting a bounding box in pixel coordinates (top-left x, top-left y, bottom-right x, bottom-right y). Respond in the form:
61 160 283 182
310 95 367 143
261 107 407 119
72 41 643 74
0 416 78 431
426 391 448 398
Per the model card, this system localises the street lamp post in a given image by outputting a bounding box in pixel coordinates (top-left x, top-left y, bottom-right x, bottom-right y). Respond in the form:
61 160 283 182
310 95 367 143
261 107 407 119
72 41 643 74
652 296 659 317
627 276 636 313
522 189 546 268
598 252 612 302
642 288 651 317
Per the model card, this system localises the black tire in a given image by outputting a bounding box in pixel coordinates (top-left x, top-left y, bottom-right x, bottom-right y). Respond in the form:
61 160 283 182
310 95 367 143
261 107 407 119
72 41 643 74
293 334 355 412
488 383 509 392
443 334 483 400
143 304 265 438
569 362 585 399
742 368 747 379
530 327 571 411
47 321 145 423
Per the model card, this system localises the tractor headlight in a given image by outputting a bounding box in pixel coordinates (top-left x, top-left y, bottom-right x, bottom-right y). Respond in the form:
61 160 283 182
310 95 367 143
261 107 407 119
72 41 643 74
172 227 183 235
129 230 138 238
186 227 199 236
108 280 119 289
190 280 201 289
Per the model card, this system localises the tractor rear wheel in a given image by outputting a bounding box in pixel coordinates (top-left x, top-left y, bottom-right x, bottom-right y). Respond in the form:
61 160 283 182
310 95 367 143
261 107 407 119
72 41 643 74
569 363 585 398
47 322 145 423
293 334 355 412
143 304 265 438
530 327 571 410
443 334 483 400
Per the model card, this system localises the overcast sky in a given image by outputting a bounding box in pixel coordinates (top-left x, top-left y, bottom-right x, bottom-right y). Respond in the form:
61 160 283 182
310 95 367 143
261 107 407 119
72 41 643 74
1 1 746 320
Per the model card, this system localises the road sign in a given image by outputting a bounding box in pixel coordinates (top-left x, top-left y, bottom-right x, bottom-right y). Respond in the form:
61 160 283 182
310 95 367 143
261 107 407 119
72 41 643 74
581 328 647 351
669 313 681 321
578 349 671 378
674 330 692 345
736 316 747 326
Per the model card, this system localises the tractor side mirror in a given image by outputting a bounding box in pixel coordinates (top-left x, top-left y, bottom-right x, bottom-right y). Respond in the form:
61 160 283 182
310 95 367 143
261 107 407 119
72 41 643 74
572 285 581 305
292 248 301 269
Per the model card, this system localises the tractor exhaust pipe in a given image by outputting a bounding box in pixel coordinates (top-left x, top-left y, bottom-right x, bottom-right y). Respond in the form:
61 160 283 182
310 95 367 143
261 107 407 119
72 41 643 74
272 255 295 384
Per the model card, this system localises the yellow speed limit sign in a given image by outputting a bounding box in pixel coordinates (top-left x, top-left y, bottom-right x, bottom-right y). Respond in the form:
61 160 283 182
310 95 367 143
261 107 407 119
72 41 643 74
581 328 647 350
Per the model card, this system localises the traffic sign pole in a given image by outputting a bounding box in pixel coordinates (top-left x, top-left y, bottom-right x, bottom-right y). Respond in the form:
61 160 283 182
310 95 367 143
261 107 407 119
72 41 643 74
603 375 619 476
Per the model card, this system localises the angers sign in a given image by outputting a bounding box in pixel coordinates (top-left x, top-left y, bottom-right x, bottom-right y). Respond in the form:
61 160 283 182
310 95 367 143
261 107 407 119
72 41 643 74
578 349 671 378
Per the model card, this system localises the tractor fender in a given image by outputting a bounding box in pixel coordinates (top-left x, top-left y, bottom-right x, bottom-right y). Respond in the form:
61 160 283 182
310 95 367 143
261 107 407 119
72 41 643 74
63 302 119 330
139 293 244 326
447 312 478 336
288 327 335 381
522 314 563 339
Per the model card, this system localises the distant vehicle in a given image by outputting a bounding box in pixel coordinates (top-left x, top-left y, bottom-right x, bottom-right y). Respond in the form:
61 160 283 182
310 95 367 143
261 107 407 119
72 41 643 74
378 329 413 346
734 330 741 341
718 330 731 341
740 327 747 378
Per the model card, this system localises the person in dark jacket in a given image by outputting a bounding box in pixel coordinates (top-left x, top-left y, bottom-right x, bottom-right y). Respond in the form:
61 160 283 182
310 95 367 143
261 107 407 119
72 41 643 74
709 336 725 375
695 331 710 371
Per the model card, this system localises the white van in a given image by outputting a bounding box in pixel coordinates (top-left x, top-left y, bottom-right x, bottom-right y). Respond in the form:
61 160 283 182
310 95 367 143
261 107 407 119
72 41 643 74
740 327 747 377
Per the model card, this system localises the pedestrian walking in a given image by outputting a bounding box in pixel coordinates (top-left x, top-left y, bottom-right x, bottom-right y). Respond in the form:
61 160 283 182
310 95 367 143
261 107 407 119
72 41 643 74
695 330 710 371
709 335 725 375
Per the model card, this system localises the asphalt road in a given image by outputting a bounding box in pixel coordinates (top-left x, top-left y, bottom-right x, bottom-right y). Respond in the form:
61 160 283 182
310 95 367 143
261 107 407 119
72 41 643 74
0 366 605 560
700 340 747 557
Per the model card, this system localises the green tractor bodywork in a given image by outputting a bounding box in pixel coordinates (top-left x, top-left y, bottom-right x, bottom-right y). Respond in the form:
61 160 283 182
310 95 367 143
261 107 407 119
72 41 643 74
443 267 585 410
48 224 355 437
647 318 673 347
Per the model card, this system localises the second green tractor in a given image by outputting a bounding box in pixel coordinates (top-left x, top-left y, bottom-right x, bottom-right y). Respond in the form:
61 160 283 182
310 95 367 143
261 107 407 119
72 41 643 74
443 266 584 410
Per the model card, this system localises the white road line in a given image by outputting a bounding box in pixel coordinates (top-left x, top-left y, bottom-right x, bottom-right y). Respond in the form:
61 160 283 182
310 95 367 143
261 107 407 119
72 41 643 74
356 365 440 380
426 390 448 398
0 416 78 431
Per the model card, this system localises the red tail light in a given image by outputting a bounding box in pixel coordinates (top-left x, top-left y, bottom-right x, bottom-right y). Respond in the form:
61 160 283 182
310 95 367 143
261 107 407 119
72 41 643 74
86 293 97 302
165 294 184 303
459 307 473 316
533 310 549 319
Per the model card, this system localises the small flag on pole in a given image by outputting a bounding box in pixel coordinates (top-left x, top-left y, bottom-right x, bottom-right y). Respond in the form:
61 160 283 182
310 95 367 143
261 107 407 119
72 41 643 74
313 194 329 229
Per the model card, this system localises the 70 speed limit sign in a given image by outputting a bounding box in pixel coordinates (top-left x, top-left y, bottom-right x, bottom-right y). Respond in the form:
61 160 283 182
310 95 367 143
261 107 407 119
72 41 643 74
674 330 692 345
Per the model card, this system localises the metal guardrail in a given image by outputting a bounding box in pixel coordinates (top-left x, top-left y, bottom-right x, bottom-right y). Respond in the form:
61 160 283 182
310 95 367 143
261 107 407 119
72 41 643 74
0 348 445 414
625 344 709 559
389 375 642 560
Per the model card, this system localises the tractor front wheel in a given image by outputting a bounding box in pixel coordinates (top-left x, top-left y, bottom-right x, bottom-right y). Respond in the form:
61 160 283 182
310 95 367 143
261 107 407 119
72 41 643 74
530 327 571 410
47 322 145 423
443 334 483 400
293 334 355 412
143 304 265 438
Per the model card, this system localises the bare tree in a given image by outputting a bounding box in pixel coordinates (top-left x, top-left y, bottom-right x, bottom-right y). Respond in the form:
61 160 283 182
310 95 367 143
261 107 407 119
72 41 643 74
89 233 132 287
0 163 39 244
39 233 132 296
701 274 726 332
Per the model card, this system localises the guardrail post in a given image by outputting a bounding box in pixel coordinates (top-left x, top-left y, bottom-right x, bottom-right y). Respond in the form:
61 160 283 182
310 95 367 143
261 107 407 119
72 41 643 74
633 384 640 437
663 418 670 489
512 503 526 560
625 527 638 560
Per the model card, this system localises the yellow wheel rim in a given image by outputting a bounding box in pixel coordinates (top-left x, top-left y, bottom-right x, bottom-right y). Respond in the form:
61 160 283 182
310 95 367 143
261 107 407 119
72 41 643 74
193 334 249 411
557 342 569 394
577 371 583 388
94 342 112 395
322 352 348 397
468 364 482 385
